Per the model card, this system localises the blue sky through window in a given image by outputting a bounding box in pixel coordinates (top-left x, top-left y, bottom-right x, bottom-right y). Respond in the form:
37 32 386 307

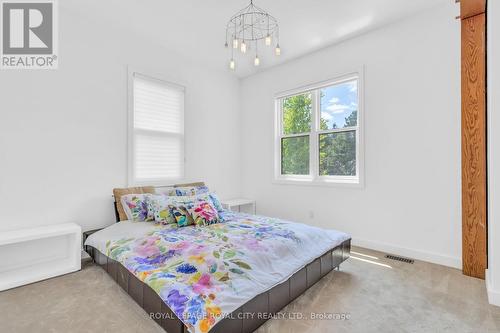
320 80 358 129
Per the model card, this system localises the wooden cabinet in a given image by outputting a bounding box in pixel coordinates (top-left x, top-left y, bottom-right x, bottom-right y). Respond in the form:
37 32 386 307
461 0 487 279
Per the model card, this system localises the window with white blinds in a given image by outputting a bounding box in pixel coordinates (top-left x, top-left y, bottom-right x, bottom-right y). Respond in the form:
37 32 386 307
129 72 185 185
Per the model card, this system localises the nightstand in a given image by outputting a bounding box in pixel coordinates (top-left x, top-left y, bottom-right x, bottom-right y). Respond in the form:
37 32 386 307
83 228 103 259
221 198 256 214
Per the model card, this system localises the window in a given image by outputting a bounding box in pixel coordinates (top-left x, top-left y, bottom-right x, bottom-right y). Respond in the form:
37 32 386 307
128 71 185 185
275 73 363 185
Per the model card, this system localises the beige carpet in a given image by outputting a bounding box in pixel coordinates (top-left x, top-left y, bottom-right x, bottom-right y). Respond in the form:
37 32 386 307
1 246 499 333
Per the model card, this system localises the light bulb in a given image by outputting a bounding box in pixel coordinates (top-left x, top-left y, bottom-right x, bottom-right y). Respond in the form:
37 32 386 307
265 35 272 46
233 39 238 49
240 41 247 53
229 59 235 70
254 56 260 66
275 44 281 56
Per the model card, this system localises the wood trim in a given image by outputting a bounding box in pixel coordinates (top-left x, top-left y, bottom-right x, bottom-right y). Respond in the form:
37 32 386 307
461 13 487 279
173 182 205 188
461 0 486 19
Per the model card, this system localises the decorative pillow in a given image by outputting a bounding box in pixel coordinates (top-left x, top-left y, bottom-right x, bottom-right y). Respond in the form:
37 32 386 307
168 189 224 213
168 185 210 197
151 194 200 224
186 199 221 226
169 204 195 227
208 192 224 213
149 194 176 224
113 186 155 221
152 193 224 225
120 193 154 222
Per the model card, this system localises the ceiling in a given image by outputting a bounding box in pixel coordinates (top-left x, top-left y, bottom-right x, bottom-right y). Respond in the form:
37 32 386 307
63 0 449 78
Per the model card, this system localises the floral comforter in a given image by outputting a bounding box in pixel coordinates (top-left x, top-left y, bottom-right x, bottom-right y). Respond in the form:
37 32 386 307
99 211 350 333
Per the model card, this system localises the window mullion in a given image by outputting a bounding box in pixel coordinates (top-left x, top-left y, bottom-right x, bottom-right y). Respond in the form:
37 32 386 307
317 126 358 135
281 133 311 139
310 90 318 179
279 99 284 136
316 89 321 179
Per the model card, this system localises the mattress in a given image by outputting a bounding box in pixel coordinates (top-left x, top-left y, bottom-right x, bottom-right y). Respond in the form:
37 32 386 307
85 211 350 333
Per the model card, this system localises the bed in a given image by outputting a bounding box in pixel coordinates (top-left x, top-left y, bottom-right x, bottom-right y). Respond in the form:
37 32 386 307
84 184 351 333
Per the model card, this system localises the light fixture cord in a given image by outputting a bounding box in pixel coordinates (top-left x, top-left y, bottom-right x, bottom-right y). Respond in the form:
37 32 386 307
267 13 269 36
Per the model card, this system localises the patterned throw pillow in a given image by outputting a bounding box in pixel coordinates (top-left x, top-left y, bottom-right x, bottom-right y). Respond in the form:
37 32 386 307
151 193 224 226
149 194 176 224
120 194 154 222
168 204 195 227
168 185 210 197
150 194 206 225
169 189 224 213
185 199 221 226
208 193 224 213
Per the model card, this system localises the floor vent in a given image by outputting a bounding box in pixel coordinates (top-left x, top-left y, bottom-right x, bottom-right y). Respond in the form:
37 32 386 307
385 254 414 264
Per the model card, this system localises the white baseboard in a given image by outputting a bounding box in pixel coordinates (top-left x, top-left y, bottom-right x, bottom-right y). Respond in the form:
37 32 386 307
486 269 500 307
352 237 462 269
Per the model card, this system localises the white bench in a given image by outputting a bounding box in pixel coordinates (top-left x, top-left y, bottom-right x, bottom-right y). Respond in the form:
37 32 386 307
0 223 81 291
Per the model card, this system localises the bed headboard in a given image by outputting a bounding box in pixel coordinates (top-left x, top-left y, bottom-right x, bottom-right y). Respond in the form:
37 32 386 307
112 182 205 222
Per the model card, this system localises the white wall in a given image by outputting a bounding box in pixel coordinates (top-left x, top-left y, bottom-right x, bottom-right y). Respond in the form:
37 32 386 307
240 4 462 268
487 0 500 306
0 2 465 271
0 6 241 232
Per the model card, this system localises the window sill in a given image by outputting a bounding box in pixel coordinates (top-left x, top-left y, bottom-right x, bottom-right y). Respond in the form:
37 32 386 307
273 177 364 189
129 177 186 187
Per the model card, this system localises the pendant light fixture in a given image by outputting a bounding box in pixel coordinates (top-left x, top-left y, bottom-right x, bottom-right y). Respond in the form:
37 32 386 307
225 0 281 70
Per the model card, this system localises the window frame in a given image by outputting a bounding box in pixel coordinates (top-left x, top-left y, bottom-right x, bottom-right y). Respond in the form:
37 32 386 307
127 67 186 186
274 70 364 187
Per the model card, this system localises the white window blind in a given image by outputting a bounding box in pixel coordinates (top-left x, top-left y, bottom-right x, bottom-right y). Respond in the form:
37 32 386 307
130 73 185 184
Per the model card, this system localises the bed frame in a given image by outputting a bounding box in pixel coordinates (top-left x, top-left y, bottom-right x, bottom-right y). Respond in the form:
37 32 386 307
88 240 350 333
93 182 351 332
